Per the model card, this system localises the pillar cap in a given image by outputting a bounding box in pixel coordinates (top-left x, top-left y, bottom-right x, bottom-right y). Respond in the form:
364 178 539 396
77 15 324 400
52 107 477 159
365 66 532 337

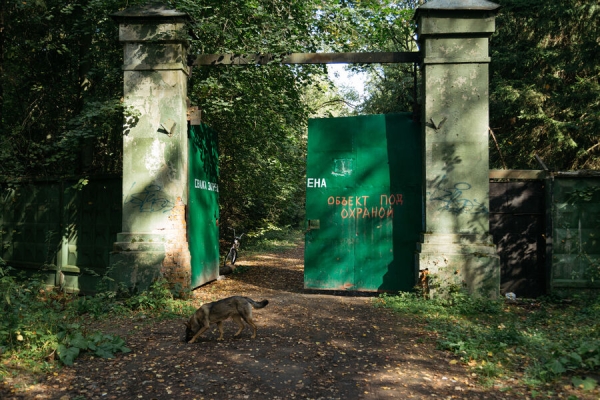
415 0 500 39
111 3 190 22
418 0 500 11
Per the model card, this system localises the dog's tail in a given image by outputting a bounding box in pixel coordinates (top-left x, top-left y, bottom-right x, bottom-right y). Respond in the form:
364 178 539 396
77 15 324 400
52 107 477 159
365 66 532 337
247 298 269 309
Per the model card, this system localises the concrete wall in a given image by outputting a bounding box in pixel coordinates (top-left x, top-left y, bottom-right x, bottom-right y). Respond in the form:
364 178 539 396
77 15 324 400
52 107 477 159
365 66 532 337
415 1 502 298
109 5 192 294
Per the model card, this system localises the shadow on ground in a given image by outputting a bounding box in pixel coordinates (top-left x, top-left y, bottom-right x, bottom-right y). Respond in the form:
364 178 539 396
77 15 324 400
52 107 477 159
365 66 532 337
2 243 585 399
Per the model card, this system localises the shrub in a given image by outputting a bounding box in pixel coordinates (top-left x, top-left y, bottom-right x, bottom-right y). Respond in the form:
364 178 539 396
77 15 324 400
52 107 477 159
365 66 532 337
378 289 600 391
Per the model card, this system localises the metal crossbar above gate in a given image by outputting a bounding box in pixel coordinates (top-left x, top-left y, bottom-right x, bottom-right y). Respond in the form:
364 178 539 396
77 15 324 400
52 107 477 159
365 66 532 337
190 52 421 66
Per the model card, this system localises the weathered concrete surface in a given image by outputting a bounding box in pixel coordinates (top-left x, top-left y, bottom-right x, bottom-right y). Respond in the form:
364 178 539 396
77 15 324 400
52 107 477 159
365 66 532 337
415 0 501 297
110 5 191 292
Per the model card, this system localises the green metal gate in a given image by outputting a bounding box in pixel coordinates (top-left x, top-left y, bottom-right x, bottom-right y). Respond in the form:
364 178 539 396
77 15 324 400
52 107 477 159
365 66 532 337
188 124 220 288
304 113 422 291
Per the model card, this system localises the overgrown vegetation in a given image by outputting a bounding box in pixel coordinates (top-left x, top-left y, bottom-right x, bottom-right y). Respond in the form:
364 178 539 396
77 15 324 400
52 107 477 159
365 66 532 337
330 0 600 171
489 0 600 170
4 0 596 245
0 261 194 377
242 225 304 254
0 229 299 376
377 290 600 394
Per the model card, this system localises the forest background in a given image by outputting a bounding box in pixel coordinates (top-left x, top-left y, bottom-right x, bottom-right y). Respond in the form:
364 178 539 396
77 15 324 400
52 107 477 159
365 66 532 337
1 0 598 235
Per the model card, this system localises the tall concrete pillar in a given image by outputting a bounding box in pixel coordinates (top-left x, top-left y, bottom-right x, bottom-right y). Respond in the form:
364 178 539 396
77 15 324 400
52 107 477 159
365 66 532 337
415 0 501 297
109 5 191 293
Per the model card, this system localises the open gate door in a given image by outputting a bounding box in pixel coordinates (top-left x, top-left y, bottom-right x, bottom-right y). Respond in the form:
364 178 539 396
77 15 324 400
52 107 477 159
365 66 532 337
304 113 422 292
188 124 220 288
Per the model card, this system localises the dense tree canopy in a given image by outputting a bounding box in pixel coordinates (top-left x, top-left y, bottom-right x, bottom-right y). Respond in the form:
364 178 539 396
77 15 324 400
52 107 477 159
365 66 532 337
178 0 327 231
489 0 600 170
0 0 126 178
1 0 598 235
346 0 599 170
0 0 344 233
316 0 421 115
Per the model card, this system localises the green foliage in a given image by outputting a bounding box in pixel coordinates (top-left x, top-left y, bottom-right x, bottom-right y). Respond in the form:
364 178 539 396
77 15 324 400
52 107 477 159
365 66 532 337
193 65 310 234
244 226 304 253
358 63 418 115
302 74 356 118
74 292 121 318
572 376 598 392
0 262 194 375
316 0 420 116
0 262 130 372
55 324 130 366
177 0 329 234
490 0 600 170
314 0 419 53
124 278 174 312
378 291 600 391
1 0 142 179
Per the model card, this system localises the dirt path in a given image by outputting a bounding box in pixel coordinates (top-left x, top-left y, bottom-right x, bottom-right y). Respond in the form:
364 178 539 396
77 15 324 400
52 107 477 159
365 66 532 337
2 244 537 399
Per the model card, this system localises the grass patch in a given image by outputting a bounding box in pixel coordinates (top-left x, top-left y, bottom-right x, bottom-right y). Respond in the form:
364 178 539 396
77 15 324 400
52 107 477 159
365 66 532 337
244 226 304 254
376 291 600 393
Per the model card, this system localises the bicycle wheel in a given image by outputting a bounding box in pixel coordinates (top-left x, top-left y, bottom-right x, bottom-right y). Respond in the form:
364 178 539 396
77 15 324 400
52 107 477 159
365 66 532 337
223 249 232 266
224 248 237 266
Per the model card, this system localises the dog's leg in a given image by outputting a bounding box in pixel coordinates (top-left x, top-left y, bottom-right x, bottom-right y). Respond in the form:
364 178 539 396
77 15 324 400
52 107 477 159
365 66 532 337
216 321 225 341
245 317 258 339
188 325 210 344
232 315 245 337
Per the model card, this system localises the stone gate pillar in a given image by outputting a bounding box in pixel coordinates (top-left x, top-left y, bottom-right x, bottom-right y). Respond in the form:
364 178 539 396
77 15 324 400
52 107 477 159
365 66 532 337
109 5 191 293
415 0 501 297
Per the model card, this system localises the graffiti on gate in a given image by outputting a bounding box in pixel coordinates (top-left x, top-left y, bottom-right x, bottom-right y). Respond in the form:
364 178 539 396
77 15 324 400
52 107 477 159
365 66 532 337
126 183 174 213
428 176 488 215
327 193 404 220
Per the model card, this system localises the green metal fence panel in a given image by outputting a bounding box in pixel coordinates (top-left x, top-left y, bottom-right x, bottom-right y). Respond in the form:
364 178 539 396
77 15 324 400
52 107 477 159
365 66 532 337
64 178 122 293
0 177 122 292
188 124 220 288
1 182 62 289
551 177 600 289
305 113 422 291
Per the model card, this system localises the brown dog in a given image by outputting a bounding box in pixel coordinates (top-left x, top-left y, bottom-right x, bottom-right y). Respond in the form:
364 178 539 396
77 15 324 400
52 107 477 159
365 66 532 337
184 296 269 343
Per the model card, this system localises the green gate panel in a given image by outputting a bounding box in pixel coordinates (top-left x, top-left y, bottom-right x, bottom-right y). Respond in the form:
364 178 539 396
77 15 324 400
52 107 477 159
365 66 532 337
305 113 422 292
0 177 122 293
551 177 600 290
188 124 220 288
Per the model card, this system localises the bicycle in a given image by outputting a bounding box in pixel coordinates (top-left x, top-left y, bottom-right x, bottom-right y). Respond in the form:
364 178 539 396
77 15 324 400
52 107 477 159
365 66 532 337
223 228 244 267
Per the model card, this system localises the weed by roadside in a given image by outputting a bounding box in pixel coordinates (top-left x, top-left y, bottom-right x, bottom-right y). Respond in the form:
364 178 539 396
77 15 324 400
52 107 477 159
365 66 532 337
243 225 303 254
0 230 303 378
0 262 194 378
377 290 600 396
